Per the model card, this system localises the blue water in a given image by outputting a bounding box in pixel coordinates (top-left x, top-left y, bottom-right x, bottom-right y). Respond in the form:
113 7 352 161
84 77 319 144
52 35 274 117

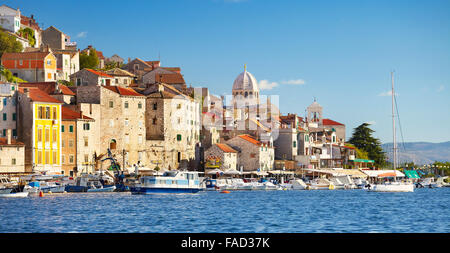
1 188 449 233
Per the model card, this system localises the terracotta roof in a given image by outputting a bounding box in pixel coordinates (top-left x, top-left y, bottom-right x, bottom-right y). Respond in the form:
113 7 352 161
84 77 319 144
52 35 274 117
19 82 75 96
323 118 345 126
161 67 181 73
96 51 105 60
1 51 49 61
61 106 93 120
103 86 144 97
216 143 238 153
238 134 262 146
155 73 185 84
85 68 113 78
20 15 40 30
0 137 24 146
147 90 177 99
18 87 63 104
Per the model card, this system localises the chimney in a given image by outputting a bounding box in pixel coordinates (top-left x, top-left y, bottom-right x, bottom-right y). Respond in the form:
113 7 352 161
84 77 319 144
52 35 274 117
24 88 30 98
31 14 34 20
7 129 12 145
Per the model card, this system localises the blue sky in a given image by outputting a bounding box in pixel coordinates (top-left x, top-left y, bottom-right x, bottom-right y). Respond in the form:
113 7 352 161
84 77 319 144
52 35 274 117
7 0 450 143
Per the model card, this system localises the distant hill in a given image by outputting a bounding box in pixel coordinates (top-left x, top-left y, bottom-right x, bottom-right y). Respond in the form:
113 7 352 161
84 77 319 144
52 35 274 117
382 141 450 165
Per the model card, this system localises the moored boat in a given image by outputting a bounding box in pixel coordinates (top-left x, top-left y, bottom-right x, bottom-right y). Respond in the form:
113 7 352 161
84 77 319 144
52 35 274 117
130 171 203 194
0 192 29 198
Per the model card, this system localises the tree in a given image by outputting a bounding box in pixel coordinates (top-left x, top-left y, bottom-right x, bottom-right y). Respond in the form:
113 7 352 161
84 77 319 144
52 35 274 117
79 48 99 69
18 28 36 47
0 29 23 57
348 123 386 168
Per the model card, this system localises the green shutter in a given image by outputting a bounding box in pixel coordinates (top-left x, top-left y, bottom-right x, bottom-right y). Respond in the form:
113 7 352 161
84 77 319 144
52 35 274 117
61 125 65 132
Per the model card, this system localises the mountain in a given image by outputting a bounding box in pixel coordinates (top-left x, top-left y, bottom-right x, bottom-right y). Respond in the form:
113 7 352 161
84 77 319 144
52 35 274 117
382 141 450 165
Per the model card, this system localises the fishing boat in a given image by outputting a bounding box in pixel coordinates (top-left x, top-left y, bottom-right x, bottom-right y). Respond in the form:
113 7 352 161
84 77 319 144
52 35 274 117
130 171 203 194
367 72 414 192
0 176 17 194
290 179 308 190
306 178 335 190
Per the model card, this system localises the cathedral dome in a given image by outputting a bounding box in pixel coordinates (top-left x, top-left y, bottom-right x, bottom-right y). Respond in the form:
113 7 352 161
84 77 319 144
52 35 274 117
232 70 259 92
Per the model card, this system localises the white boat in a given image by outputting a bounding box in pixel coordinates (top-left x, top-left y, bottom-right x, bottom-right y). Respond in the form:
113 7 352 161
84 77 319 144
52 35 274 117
291 179 308 190
367 72 414 193
130 171 204 194
0 192 29 198
307 178 335 190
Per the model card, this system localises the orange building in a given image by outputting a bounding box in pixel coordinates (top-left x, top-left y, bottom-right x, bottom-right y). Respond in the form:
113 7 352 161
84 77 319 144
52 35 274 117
1 50 57 82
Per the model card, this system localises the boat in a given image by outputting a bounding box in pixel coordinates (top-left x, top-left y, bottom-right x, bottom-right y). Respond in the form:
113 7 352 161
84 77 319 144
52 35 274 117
65 173 115 192
23 181 66 195
130 171 204 194
290 179 308 190
0 176 17 194
0 192 29 198
367 72 414 192
306 178 335 190
87 185 116 192
330 175 357 190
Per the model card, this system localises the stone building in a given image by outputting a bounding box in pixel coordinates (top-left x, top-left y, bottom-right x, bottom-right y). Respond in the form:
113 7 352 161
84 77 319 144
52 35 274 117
0 130 25 173
20 14 42 48
106 54 124 67
139 83 201 170
70 68 114 86
105 68 135 87
123 58 159 84
226 134 274 172
42 26 76 51
75 85 146 169
204 143 238 172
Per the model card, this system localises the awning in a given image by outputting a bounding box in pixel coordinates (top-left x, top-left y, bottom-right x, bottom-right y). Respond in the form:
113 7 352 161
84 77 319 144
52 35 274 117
268 170 295 175
332 169 368 178
403 170 420 179
378 172 397 178
351 159 375 163
223 170 241 175
362 170 405 178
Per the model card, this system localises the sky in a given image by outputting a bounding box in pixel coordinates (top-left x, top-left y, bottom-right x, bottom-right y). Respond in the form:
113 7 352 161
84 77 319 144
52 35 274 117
6 0 450 143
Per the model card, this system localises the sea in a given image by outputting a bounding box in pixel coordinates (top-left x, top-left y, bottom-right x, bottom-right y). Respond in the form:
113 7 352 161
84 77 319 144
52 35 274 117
1 188 449 233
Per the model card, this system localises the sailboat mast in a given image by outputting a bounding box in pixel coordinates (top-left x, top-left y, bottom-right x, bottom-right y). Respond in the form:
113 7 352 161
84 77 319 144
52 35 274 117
391 71 397 178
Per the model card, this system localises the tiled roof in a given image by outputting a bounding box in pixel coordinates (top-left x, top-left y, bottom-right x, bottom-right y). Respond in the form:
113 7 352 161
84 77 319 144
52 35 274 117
19 82 75 96
61 106 93 120
155 73 185 84
0 137 24 146
162 67 181 73
1 51 49 61
96 51 105 60
103 86 144 97
85 68 113 78
18 87 63 104
323 118 344 126
216 143 238 153
238 134 262 146
106 68 135 77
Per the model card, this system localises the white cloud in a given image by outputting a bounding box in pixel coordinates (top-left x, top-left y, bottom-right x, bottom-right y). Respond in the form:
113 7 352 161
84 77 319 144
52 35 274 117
437 85 445 92
280 79 306 85
258 80 279 90
76 31 87 38
378 90 398 96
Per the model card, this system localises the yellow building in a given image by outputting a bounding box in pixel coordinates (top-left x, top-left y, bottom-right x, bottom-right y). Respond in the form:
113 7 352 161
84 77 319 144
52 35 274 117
17 87 63 173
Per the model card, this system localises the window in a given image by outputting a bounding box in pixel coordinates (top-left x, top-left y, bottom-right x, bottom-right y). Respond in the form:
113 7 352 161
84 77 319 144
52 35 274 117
38 129 42 142
124 101 129 109
84 154 89 163
52 107 57 119
138 102 142 109
12 113 16 121
124 79 128 85
84 137 88 147
45 129 50 142
115 78 119 84
69 140 74 147
109 101 114 108
125 134 129 143
48 73 52 79
12 129 16 137
2 129 5 137
45 151 49 164
83 123 90 130
37 151 42 164
61 155 65 164
69 125 74 133
138 135 143 144
52 151 57 164
2 113 6 121
124 119 129 126
293 141 297 148
76 78 81 86
12 158 16 165
61 125 65 132
177 134 182 141
69 155 74 163
61 140 65 148
45 107 50 119
47 60 51 65
177 104 181 109
153 103 157 110
52 129 57 143
3 98 6 106
152 118 157 125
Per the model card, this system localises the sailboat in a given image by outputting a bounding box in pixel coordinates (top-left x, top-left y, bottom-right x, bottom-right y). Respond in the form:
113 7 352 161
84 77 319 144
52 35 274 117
368 72 414 192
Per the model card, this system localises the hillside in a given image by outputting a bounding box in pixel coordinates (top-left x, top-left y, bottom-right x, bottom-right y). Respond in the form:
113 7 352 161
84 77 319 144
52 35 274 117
382 141 450 165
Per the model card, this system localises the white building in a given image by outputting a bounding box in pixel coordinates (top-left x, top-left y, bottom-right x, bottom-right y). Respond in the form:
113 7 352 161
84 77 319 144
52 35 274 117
0 5 21 33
